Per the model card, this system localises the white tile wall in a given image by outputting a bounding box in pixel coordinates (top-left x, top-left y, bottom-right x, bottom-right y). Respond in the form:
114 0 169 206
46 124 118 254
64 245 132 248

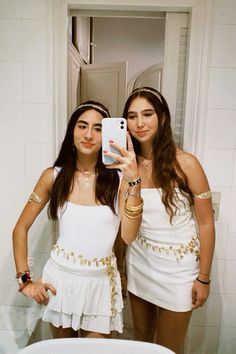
218 326 236 354
0 103 24 142
0 0 235 352
214 223 228 260
208 68 236 109
23 20 47 62
25 142 48 180
214 0 236 25
0 0 22 19
210 25 236 67
203 149 234 187
0 0 52 348
0 141 25 180
22 0 47 19
0 62 23 102
24 104 49 142
0 20 22 61
23 63 48 103
205 109 236 149
233 153 236 186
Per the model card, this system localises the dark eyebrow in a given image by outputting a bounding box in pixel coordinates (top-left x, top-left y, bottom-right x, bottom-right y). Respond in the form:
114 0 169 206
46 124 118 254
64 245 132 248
77 120 102 128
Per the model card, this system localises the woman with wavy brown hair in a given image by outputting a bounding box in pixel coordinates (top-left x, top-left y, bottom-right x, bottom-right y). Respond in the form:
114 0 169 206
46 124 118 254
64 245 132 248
12 100 142 339
122 87 215 354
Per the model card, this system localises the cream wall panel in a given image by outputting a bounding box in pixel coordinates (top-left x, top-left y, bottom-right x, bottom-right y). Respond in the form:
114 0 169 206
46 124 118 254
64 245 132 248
0 62 23 102
0 20 22 61
208 68 236 109
205 109 236 149
0 103 24 142
23 20 47 62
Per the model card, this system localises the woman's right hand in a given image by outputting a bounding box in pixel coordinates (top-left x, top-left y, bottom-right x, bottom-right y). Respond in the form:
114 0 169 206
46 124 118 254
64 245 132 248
21 279 56 305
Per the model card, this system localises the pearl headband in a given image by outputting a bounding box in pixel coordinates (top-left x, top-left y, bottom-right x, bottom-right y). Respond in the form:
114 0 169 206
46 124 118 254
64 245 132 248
128 88 163 104
72 103 109 117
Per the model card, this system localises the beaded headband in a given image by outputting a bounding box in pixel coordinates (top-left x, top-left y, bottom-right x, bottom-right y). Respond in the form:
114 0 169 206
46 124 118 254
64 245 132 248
129 88 163 104
72 103 109 116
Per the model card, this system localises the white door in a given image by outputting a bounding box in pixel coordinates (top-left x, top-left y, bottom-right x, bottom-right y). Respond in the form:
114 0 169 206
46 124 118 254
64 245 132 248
80 61 127 117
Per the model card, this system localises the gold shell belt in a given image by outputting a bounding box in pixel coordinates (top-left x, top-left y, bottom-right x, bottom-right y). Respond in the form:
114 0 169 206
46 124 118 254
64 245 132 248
52 244 118 317
137 234 200 262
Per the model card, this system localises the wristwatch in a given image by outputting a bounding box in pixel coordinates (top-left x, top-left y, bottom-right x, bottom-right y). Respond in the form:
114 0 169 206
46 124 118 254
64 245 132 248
16 270 32 286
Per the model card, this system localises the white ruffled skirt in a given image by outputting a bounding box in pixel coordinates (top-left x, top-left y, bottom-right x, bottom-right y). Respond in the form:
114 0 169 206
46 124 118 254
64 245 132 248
41 249 123 334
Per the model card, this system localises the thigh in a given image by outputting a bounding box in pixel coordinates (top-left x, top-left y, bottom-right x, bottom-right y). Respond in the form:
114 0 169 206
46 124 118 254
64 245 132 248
156 307 192 354
128 291 157 342
50 324 79 338
80 329 111 338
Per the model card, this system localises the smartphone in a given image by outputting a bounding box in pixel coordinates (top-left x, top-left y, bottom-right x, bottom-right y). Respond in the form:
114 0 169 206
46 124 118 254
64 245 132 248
102 117 127 165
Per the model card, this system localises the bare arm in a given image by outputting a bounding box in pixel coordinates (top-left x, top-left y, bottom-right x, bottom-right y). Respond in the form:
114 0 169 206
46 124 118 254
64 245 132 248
178 151 215 308
12 167 56 302
105 133 142 244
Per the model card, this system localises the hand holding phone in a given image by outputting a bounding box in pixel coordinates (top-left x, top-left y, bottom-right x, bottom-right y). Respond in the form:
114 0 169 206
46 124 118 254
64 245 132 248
102 118 127 165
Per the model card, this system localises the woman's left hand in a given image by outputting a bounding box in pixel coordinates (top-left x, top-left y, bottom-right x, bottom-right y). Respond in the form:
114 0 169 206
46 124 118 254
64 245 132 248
191 280 210 310
104 132 139 181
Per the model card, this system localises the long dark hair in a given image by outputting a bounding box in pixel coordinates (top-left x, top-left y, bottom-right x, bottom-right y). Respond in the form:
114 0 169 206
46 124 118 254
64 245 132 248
123 87 193 222
48 100 119 219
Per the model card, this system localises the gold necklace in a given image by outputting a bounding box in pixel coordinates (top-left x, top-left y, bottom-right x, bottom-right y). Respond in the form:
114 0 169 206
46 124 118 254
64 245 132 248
76 170 96 186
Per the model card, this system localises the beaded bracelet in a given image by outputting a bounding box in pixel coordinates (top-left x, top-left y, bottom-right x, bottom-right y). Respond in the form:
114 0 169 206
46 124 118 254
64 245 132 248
128 177 141 186
196 277 211 285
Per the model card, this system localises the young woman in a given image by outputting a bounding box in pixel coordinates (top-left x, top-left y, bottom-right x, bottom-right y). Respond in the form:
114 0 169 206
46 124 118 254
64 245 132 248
12 101 143 339
122 87 215 354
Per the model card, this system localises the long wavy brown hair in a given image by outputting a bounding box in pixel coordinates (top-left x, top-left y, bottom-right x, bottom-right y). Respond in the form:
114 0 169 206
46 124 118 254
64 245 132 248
123 87 193 222
48 100 120 219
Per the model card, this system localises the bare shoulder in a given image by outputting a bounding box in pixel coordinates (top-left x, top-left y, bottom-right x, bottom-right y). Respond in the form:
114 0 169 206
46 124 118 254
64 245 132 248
176 148 210 193
34 167 55 195
176 148 202 172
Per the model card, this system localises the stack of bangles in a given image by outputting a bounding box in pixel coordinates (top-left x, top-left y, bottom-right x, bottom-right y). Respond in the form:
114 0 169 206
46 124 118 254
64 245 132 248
124 177 143 219
16 270 33 292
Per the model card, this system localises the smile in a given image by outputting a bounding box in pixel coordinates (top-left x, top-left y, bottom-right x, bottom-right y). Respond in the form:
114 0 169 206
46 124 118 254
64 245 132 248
82 142 95 148
136 130 148 137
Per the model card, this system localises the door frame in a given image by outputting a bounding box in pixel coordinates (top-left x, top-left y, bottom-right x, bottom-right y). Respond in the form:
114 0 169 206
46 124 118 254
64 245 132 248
52 0 213 159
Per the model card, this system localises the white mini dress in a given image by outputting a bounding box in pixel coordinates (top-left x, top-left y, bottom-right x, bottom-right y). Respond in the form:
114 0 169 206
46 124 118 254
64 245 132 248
41 170 123 333
126 188 200 312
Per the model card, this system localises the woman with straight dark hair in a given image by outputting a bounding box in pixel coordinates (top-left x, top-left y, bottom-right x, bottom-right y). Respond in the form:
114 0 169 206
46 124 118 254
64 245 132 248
120 87 215 354
12 100 142 339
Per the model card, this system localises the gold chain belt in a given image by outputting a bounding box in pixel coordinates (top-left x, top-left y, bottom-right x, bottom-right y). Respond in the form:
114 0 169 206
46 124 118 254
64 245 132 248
52 244 118 317
136 234 200 262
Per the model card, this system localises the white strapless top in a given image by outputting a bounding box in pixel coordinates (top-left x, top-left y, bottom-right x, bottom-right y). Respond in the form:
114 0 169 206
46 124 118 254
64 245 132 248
140 188 197 244
57 202 120 259
53 167 120 259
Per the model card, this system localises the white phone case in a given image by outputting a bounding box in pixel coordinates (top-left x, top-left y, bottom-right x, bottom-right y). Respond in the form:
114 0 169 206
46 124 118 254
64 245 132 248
102 118 127 165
